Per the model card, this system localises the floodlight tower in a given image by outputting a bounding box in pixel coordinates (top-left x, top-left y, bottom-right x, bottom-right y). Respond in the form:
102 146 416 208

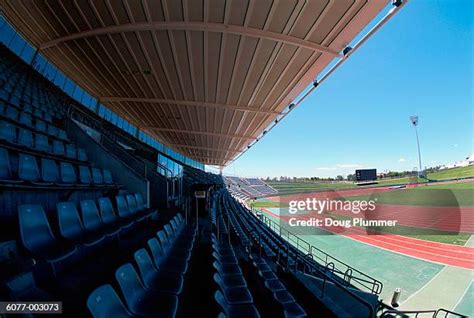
410 116 423 177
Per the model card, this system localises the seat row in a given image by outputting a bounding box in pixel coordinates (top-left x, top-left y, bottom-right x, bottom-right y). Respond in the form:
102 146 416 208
87 214 196 318
0 117 68 144
1 101 56 123
18 194 154 269
0 147 110 186
212 233 261 318
0 122 86 161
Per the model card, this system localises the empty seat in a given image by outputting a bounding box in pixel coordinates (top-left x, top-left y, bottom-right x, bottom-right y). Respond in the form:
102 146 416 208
5 106 18 120
19 112 32 126
79 166 92 184
116 196 133 219
58 129 67 140
215 290 260 318
65 144 76 159
134 193 146 210
53 140 65 156
0 120 16 143
35 120 46 132
92 168 104 185
115 263 178 318
41 158 59 183
98 197 133 230
147 238 188 275
103 169 113 184
35 133 50 152
56 201 105 246
80 200 120 237
18 204 77 262
59 162 76 184
44 113 52 122
157 230 190 261
33 109 43 118
18 153 40 182
134 248 184 295
77 148 88 161
87 284 138 318
18 128 33 148
47 124 59 137
0 147 21 183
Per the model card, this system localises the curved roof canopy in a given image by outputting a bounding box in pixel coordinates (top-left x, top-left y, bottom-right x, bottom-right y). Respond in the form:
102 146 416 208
1 0 388 166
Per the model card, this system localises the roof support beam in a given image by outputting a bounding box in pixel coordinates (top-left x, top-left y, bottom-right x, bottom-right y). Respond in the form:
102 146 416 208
101 97 279 115
174 144 243 153
39 21 341 56
145 127 257 140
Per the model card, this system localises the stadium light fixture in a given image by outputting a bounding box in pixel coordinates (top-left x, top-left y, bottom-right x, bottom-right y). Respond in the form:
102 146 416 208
410 115 423 177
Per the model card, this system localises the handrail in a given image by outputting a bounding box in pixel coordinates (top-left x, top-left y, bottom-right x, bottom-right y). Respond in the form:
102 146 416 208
258 211 383 295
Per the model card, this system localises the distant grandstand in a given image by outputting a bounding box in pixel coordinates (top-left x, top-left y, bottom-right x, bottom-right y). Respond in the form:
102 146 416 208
225 176 278 200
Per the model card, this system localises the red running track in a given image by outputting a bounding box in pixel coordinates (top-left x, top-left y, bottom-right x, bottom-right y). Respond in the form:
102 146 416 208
261 208 474 269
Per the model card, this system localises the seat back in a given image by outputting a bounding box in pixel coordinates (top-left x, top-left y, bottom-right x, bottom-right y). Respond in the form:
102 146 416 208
5 106 18 120
115 263 146 309
53 140 65 156
65 144 76 159
116 196 131 218
77 148 88 161
47 124 58 137
80 200 102 232
134 193 145 210
87 284 133 318
147 238 165 268
18 153 40 182
0 148 13 180
164 224 174 240
35 120 46 132
0 121 16 143
41 158 59 183
125 195 138 214
59 162 76 184
35 133 50 152
91 168 103 185
157 230 171 253
18 129 33 148
79 166 92 184
18 204 56 252
98 197 117 225
134 248 156 282
58 129 67 140
19 112 32 126
57 202 84 240
103 169 113 184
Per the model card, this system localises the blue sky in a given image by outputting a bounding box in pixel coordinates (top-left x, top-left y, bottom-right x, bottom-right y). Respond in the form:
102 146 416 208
223 0 473 178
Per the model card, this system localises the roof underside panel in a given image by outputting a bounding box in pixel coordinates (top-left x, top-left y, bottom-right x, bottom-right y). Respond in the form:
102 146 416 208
1 0 387 166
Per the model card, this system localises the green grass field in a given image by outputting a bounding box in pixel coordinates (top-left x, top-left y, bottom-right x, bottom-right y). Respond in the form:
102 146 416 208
343 181 474 206
427 165 474 180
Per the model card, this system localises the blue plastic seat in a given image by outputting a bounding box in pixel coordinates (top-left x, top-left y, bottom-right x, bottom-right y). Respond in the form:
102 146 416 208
79 166 92 185
5 106 18 120
157 230 190 261
18 204 77 262
47 124 59 137
41 158 59 183
87 284 138 318
35 120 46 132
44 113 52 122
58 129 67 140
116 196 133 219
18 153 41 182
0 120 17 143
77 148 88 161
103 169 113 184
214 272 253 305
147 238 188 275
65 144 76 159
35 133 50 152
56 201 105 246
134 248 184 295
53 140 65 156
125 194 147 220
134 193 146 210
59 162 76 184
19 112 32 126
34 109 43 119
18 128 33 148
115 263 178 318
98 197 133 230
0 147 21 183
214 290 260 318
80 200 120 237
92 168 104 185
